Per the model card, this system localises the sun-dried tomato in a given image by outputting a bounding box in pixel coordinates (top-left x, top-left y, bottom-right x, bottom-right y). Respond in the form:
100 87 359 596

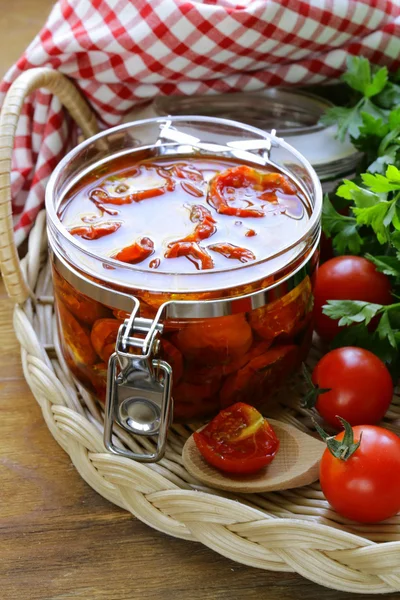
208 242 255 263
57 301 97 366
249 276 312 344
174 314 253 365
165 241 214 270
113 237 155 264
208 165 297 218
219 345 297 408
53 268 111 326
68 221 121 240
90 319 121 362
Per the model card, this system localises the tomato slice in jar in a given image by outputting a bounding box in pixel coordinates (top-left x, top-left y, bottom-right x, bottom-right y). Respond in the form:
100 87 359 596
53 268 111 326
68 221 121 240
208 165 297 218
208 242 255 263
164 241 214 270
160 339 183 384
90 319 121 362
248 276 312 344
173 380 221 421
193 402 279 474
219 345 297 408
112 237 155 264
57 301 98 366
174 314 253 365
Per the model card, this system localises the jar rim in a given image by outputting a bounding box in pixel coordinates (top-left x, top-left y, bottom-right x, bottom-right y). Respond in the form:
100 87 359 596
46 115 322 295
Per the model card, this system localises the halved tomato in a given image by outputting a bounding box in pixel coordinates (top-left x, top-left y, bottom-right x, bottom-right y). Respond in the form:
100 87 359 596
194 402 279 474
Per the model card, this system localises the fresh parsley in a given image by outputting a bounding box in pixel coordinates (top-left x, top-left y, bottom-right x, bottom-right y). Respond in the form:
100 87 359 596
319 57 400 378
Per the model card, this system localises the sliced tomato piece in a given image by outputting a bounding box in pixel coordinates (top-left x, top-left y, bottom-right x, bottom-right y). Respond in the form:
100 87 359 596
57 301 97 366
89 182 170 206
53 268 111 326
178 205 217 243
193 402 279 474
249 276 312 344
88 362 108 403
183 340 272 385
165 241 214 270
208 165 297 218
90 319 120 362
174 314 253 365
160 339 183 384
220 345 297 408
68 221 121 240
173 380 220 421
208 242 255 263
112 237 154 264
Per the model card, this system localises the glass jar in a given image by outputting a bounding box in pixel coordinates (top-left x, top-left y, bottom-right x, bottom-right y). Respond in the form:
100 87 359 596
46 117 322 461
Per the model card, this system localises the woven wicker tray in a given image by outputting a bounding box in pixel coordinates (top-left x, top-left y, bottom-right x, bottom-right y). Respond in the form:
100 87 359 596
1 68 400 594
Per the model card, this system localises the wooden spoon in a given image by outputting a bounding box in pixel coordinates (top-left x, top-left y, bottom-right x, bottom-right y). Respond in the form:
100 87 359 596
182 418 325 493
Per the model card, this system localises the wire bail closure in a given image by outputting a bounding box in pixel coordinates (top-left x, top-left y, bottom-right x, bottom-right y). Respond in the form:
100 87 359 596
103 299 173 462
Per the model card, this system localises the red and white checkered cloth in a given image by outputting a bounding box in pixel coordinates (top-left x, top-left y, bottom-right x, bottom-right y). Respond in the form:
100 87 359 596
1 0 400 245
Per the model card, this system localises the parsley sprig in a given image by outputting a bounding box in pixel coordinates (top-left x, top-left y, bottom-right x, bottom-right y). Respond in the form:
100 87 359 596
319 57 400 378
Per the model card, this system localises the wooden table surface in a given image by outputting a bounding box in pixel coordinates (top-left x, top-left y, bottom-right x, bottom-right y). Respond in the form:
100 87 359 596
1 3 398 599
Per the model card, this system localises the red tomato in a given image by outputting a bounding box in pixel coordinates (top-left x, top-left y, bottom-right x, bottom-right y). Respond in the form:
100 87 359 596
194 402 279 474
313 256 392 341
320 425 400 523
311 347 393 429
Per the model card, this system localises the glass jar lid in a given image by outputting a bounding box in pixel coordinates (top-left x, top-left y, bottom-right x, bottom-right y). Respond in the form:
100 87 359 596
46 116 322 297
127 90 360 183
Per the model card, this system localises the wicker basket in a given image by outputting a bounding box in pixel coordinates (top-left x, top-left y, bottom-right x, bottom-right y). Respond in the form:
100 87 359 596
1 68 400 594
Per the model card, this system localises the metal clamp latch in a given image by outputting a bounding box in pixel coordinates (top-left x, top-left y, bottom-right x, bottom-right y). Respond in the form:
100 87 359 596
104 300 173 462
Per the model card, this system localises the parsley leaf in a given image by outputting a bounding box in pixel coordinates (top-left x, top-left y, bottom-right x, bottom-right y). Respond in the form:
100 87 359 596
353 200 396 244
342 57 388 98
322 300 383 326
321 195 362 254
376 311 397 348
364 253 400 278
361 170 400 193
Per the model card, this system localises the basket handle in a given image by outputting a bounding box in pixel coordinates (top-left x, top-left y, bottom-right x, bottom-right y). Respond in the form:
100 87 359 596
0 67 99 304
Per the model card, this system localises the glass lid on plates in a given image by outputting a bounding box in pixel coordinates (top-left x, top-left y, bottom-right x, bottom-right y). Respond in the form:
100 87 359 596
126 89 361 188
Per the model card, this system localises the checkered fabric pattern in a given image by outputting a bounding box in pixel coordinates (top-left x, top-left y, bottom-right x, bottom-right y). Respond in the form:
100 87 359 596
1 0 400 244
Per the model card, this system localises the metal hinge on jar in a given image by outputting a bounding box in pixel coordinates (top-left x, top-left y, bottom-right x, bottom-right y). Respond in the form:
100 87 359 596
104 298 173 462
